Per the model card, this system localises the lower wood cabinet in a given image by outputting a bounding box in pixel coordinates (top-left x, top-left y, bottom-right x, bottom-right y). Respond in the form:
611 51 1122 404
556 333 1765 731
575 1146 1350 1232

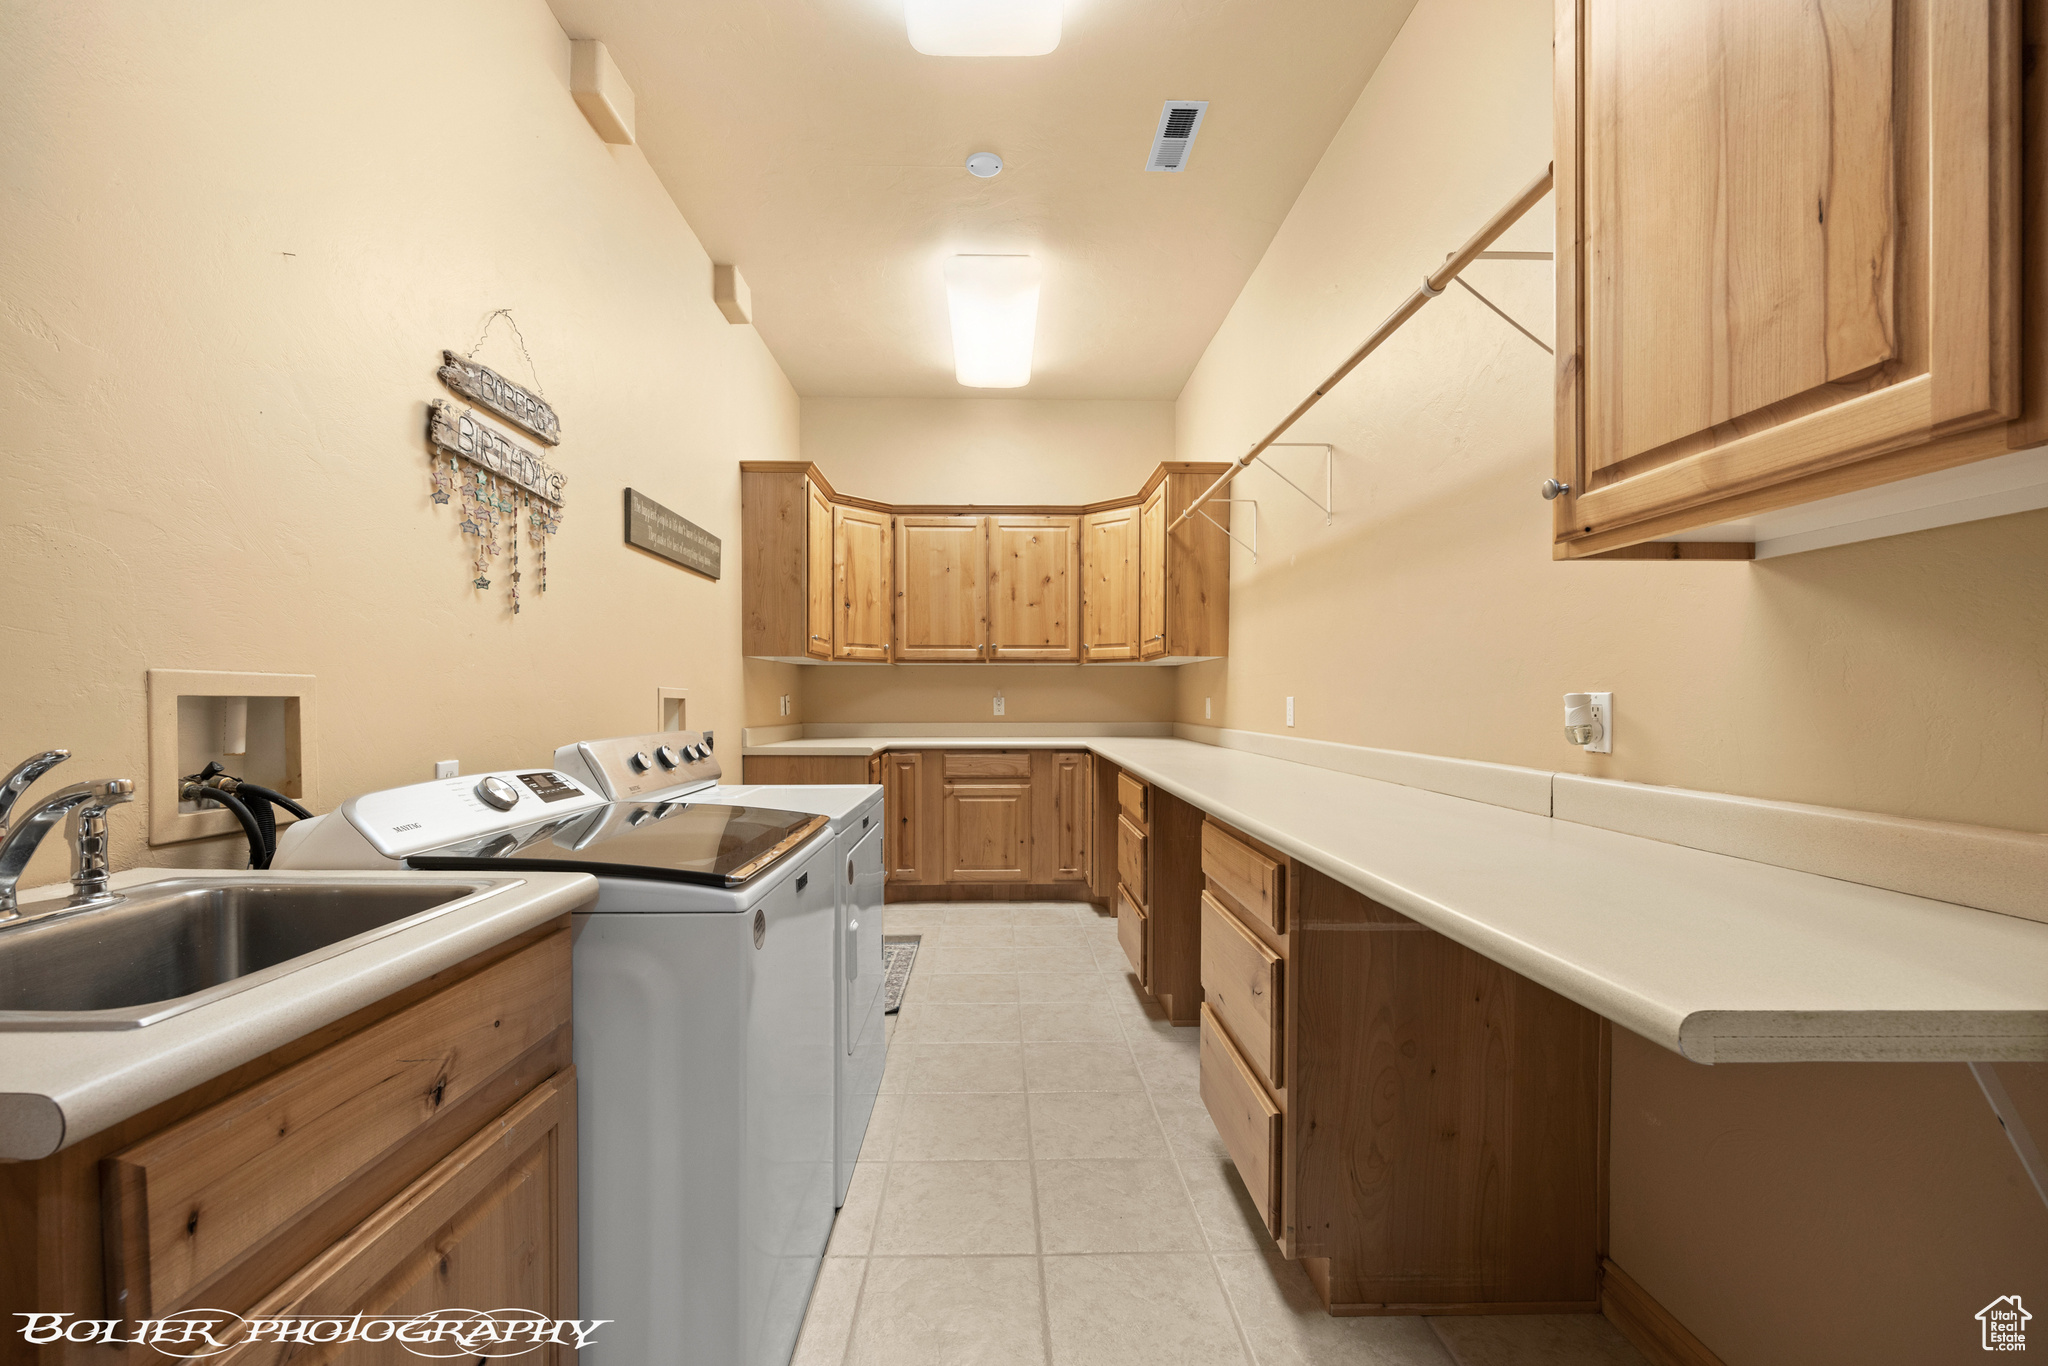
1196 820 1604 1315
0 923 578 1363
881 749 1095 901
1103 765 1202 1025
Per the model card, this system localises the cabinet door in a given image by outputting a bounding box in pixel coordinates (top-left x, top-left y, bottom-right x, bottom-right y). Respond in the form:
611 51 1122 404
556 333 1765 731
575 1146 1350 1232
1079 505 1141 661
884 751 926 883
988 515 1081 661
896 515 988 661
943 781 1031 882
1138 484 1166 660
1554 0 2020 552
1050 752 1091 881
833 505 893 661
230 1072 577 1366
805 481 834 659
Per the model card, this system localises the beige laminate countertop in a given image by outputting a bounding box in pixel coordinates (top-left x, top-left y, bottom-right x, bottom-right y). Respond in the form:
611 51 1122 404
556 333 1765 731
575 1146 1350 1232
745 734 2048 1064
0 867 598 1160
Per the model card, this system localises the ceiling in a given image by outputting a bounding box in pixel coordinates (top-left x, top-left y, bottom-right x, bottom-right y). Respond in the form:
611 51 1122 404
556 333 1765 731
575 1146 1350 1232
547 0 1420 399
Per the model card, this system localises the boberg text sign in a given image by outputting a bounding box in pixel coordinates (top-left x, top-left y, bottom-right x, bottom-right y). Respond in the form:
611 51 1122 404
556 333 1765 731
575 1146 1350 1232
624 488 721 579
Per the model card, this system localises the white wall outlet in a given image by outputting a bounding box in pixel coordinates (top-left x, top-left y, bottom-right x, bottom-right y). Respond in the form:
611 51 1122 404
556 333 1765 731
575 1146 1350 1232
1586 691 1613 754
435 759 459 779
1285 696 1295 727
1205 697 1212 720
779 694 791 717
993 690 1005 717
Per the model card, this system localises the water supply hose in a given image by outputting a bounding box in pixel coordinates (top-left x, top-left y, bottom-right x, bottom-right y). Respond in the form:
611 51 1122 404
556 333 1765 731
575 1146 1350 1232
181 782 266 869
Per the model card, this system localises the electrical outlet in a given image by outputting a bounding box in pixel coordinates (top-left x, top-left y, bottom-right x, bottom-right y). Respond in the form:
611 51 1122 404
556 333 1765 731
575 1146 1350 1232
703 730 715 750
779 694 791 717
435 759 459 779
1586 692 1613 754
1204 697 1212 720
1285 696 1295 728
993 691 1005 717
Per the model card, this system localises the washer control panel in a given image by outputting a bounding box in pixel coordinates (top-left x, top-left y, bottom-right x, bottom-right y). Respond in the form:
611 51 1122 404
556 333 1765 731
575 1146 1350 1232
553 729 723 800
342 769 606 859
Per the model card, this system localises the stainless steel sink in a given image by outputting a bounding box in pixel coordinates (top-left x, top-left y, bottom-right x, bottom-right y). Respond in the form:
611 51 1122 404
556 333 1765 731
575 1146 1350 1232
0 877 506 1029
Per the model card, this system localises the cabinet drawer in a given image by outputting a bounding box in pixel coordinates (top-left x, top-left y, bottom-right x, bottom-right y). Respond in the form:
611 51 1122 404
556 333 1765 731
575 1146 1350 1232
102 931 572 1317
228 1071 578 1366
945 750 1032 779
1199 1004 1280 1239
1117 814 1148 904
1202 821 1284 935
1117 771 1149 826
1200 892 1282 1086
1116 886 1148 985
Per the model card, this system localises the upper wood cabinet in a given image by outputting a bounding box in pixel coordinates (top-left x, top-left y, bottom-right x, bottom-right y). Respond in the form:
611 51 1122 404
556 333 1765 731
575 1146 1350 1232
1080 505 1141 661
832 505 893 661
805 481 834 659
1552 0 2034 557
989 515 1081 661
896 515 987 661
741 462 1230 664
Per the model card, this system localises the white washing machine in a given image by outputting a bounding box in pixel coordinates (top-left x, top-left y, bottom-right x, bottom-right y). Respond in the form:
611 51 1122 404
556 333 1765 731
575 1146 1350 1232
274 733 839 1366
551 739 887 1209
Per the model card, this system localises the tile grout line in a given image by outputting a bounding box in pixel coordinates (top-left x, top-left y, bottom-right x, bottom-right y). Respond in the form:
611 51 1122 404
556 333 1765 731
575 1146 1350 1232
1111 952 1264 1366
1016 963 1060 1366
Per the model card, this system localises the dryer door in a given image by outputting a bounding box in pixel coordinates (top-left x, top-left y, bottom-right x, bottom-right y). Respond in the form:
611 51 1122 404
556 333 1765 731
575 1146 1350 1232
845 822 886 1047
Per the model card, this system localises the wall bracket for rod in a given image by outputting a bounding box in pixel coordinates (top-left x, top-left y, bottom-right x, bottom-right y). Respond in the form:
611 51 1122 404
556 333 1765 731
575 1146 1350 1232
1196 499 1258 563
1447 251 1553 355
1259 443 1335 525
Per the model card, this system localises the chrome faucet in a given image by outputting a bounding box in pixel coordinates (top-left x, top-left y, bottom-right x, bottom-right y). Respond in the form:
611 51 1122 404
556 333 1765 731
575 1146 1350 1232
0 750 136 920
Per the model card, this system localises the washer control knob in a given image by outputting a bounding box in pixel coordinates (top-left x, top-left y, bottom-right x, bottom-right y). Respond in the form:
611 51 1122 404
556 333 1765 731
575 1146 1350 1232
475 776 520 811
683 744 702 762
655 745 682 769
629 751 653 773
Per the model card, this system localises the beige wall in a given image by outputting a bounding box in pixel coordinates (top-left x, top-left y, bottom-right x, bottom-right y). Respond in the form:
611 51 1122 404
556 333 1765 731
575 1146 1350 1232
793 397 1179 724
1172 0 2048 1359
1 0 800 883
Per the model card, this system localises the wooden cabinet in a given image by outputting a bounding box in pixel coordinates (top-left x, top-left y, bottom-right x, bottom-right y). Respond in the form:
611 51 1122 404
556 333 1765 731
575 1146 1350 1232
1102 764 1202 1024
1048 751 1091 881
942 781 1031 882
805 481 834 659
1139 485 1167 659
895 515 987 661
742 462 1230 665
832 505 893 661
0 924 577 1362
989 516 1081 661
1079 505 1141 660
1138 470 1230 660
884 751 926 882
1195 821 1604 1315
1552 0 2034 557
877 748 1096 900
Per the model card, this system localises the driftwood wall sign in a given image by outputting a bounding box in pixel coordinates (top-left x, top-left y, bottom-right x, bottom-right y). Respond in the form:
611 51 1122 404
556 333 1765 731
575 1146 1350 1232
625 488 722 579
428 400 567 506
438 350 562 445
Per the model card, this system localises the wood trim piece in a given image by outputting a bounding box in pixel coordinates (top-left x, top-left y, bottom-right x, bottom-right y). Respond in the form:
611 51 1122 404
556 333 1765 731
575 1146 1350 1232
1579 542 1754 561
1600 1259 1729 1366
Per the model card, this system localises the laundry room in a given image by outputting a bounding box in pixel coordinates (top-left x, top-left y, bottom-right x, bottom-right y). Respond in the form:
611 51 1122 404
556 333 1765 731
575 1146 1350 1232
2 2 2046 1366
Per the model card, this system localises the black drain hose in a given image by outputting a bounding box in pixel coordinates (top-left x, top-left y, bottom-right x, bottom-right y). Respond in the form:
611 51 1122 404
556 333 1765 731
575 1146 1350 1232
181 783 266 869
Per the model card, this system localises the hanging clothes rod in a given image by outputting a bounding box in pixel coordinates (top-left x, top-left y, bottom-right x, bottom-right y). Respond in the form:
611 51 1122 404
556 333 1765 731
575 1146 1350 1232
1169 163 1555 532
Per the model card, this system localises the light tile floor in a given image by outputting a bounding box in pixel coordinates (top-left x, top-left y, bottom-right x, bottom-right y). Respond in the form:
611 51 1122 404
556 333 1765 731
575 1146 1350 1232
793 902 1650 1366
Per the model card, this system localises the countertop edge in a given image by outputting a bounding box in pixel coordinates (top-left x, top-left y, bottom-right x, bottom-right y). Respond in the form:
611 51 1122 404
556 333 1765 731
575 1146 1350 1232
0 869 599 1161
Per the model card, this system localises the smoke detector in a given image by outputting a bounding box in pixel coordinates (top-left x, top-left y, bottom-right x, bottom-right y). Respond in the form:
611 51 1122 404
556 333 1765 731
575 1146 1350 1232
966 152 1003 178
1145 101 1209 172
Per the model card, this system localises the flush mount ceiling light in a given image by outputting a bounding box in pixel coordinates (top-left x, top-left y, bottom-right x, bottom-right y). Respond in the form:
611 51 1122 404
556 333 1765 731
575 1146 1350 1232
944 255 1040 388
905 0 1060 56
966 152 1003 178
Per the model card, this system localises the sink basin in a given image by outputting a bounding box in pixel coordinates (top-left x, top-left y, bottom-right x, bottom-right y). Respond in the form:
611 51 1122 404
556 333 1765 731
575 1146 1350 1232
0 877 505 1029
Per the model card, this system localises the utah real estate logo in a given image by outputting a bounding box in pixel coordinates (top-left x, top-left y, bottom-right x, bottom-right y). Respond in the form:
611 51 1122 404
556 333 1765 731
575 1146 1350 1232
1979 1295 2031 1352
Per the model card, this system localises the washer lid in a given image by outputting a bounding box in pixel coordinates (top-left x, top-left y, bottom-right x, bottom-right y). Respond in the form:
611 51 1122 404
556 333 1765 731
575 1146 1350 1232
408 801 829 888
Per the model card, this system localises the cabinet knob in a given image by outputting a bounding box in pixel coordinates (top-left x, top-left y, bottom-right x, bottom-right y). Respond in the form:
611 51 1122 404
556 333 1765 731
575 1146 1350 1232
1540 479 1571 501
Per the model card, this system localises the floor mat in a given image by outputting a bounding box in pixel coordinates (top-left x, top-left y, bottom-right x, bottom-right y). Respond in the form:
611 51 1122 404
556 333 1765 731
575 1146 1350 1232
881 936 920 1013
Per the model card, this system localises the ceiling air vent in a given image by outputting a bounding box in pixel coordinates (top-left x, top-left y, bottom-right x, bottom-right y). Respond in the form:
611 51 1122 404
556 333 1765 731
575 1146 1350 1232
1145 100 1209 173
